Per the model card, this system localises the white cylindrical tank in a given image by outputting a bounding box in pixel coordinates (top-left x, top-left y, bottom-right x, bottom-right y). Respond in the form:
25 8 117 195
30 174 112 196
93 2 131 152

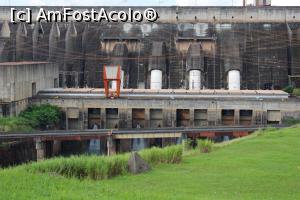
110 81 117 90
109 69 125 90
189 70 201 90
150 69 162 89
228 70 240 90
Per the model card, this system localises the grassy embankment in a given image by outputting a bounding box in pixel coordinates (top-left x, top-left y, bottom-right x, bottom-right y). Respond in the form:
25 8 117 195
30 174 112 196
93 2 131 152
0 126 300 199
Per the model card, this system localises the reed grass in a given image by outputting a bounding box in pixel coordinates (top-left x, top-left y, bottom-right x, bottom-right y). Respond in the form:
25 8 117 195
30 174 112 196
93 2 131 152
26 145 183 180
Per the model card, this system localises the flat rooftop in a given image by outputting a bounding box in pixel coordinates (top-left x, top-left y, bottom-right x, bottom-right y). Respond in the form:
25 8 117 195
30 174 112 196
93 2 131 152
37 88 289 100
0 61 50 66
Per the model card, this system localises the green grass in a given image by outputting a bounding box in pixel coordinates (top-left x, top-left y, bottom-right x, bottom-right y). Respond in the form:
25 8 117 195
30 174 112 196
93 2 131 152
1 126 300 199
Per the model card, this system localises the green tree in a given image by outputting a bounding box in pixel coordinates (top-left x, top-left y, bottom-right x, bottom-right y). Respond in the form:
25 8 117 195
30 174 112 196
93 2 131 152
19 104 62 130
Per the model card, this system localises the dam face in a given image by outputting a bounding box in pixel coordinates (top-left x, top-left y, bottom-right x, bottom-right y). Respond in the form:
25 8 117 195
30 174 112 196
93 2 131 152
1 6 300 90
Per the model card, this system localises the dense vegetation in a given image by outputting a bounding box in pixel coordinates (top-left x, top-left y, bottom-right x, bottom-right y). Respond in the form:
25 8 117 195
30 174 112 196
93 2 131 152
283 85 294 94
282 116 300 126
26 145 183 180
0 117 33 132
0 126 300 199
293 88 300 96
0 104 61 132
283 85 300 96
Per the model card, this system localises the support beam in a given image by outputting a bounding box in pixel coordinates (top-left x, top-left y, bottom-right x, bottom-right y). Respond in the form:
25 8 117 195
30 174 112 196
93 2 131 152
52 140 61 156
144 108 150 128
234 109 240 125
35 139 45 161
107 135 116 156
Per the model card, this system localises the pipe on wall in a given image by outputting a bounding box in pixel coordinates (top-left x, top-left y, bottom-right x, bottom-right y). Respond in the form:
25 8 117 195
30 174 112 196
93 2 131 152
189 70 201 90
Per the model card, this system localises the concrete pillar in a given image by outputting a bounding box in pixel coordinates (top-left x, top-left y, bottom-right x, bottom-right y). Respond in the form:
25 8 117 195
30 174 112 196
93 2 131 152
190 109 195 127
255 110 266 125
163 109 175 127
126 109 132 128
234 109 240 125
101 108 106 129
118 108 128 128
119 139 132 153
262 111 267 125
162 138 177 147
35 139 45 161
82 108 88 129
62 73 66 88
107 135 116 156
208 109 216 126
52 140 61 156
172 109 177 127
65 109 69 130
144 108 150 128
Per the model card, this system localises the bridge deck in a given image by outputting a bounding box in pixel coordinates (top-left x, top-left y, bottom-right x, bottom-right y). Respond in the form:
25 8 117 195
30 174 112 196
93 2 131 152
0 125 283 142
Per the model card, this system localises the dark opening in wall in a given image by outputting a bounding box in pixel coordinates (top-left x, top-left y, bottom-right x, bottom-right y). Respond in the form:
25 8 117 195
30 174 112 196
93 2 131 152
150 109 163 128
222 109 234 125
240 110 253 125
68 119 80 130
176 109 190 127
31 82 36 96
132 108 145 128
1 104 10 117
88 108 101 129
67 108 79 130
106 108 119 128
194 109 208 126
54 78 58 88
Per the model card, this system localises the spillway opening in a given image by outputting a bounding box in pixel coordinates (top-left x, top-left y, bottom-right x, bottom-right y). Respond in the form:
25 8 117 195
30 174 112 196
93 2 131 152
88 108 101 129
106 108 119 128
150 109 163 128
67 108 80 130
194 109 208 127
176 109 190 127
132 109 145 128
239 110 253 125
221 109 235 125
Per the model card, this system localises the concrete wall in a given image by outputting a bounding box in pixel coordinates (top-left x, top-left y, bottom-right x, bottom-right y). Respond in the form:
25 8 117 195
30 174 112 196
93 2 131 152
1 7 300 23
0 62 59 116
33 93 300 129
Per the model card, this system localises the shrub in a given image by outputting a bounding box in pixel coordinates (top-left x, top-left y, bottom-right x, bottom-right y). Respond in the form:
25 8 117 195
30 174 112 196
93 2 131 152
282 117 300 126
283 85 294 94
197 139 214 153
19 104 62 130
183 138 195 150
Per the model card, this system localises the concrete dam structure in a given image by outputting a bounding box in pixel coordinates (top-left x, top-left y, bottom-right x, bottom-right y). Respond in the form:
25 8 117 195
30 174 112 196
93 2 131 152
1 6 300 158
1 6 300 128
1 6 300 90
